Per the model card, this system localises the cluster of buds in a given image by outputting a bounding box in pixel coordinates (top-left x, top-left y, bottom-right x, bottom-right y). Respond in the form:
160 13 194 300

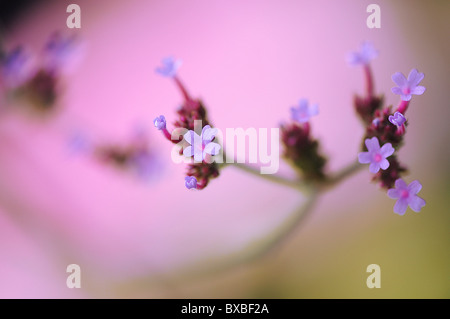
0 32 84 113
153 57 220 189
350 42 426 215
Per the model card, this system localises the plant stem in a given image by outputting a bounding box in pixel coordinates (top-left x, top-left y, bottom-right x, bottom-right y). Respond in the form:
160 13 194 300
321 160 363 190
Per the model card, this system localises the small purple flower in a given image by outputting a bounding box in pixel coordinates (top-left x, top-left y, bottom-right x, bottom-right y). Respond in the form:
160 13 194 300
290 99 319 123
155 56 181 78
391 69 426 101
153 115 166 130
0 47 35 88
358 137 395 173
387 179 426 215
347 42 378 66
388 111 406 127
43 32 86 74
185 176 197 189
372 118 380 127
183 125 221 162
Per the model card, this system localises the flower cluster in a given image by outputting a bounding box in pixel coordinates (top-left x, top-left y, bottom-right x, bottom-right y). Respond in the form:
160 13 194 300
154 43 426 216
0 32 83 113
350 43 426 215
153 57 220 189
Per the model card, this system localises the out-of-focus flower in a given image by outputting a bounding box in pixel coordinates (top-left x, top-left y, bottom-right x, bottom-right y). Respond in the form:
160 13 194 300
185 176 198 189
358 136 394 173
347 41 378 66
387 179 426 215
0 47 36 89
290 99 319 123
155 56 182 78
391 69 426 101
388 111 406 127
183 125 221 162
43 32 86 75
153 115 166 130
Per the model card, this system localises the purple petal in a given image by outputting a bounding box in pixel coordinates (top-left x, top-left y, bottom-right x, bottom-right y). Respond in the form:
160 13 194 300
411 86 426 95
379 158 390 170
369 162 380 174
394 199 408 215
185 176 197 189
394 178 407 190
391 87 403 95
380 143 395 158
401 93 412 101
202 126 218 142
309 104 319 117
346 52 360 66
387 188 400 199
204 142 221 156
392 72 407 87
365 137 380 152
408 195 426 212
183 146 194 157
407 180 422 195
358 152 372 164
193 148 203 162
407 69 424 86
183 130 198 145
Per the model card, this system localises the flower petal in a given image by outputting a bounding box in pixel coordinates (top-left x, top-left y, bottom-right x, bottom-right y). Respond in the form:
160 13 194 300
183 130 197 145
391 87 403 95
411 86 426 95
369 162 380 173
394 199 408 215
204 142 221 155
309 104 319 117
358 152 372 164
409 195 426 212
365 137 380 152
401 93 412 101
407 180 422 194
202 126 218 142
183 146 193 157
380 143 395 158
392 72 407 87
379 158 390 170
193 148 203 162
394 178 407 190
387 188 400 199
407 68 424 86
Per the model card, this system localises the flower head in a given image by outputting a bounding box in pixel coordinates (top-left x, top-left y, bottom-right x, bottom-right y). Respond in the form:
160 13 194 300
347 42 378 66
0 46 35 88
290 99 319 123
153 115 166 130
43 32 86 74
387 179 426 215
358 137 395 173
155 56 181 78
183 125 221 162
185 176 197 189
388 111 406 127
391 69 426 101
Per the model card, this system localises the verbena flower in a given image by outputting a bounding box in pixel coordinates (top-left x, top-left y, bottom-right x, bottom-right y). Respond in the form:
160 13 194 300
387 179 426 215
358 137 395 173
183 125 221 162
347 41 378 66
290 99 319 123
155 56 182 77
391 69 426 101
43 32 85 74
388 111 406 127
153 115 166 130
185 176 197 189
0 47 35 88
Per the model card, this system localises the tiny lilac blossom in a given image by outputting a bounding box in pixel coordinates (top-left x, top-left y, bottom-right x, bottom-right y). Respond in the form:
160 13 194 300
43 32 86 74
183 125 221 162
347 42 378 66
155 56 182 78
387 179 426 215
391 69 426 101
0 47 35 88
153 115 166 130
290 99 319 123
388 111 406 127
358 137 395 173
185 176 197 189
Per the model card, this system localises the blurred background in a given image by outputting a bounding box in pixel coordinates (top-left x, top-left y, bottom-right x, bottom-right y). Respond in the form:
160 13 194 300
0 0 448 298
